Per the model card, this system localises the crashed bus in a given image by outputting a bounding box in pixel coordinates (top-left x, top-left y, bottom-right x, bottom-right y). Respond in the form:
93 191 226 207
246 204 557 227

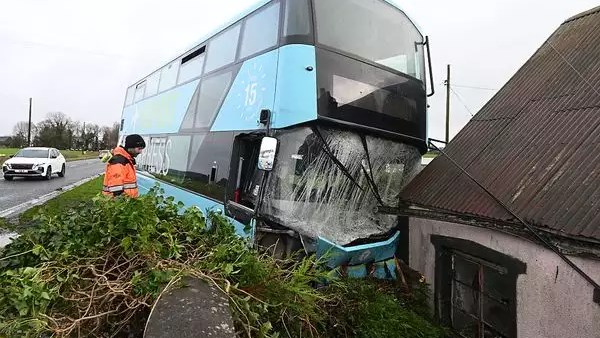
119 0 433 277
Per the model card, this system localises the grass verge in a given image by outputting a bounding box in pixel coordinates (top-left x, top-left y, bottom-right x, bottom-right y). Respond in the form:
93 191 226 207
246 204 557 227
18 176 103 224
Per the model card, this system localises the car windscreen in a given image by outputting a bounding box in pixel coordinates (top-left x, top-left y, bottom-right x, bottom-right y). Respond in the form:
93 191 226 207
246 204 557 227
14 149 49 158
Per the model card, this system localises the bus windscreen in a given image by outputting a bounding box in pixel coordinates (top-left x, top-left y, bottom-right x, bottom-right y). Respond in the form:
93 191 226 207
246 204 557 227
314 0 425 80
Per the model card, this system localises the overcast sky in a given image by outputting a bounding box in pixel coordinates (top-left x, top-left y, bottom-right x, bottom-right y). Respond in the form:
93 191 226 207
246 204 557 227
0 0 598 140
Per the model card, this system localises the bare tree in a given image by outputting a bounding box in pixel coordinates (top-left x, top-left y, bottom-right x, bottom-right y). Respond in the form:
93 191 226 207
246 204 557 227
10 121 35 147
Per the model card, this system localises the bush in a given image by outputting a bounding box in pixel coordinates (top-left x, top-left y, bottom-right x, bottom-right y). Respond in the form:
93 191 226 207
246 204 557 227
0 187 446 337
321 279 448 338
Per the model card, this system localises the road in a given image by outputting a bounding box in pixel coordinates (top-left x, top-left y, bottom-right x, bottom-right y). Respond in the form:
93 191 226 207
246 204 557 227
0 159 105 213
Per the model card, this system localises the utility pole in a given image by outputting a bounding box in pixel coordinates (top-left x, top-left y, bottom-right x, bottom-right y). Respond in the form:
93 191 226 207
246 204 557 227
82 122 86 154
27 98 32 146
445 64 451 144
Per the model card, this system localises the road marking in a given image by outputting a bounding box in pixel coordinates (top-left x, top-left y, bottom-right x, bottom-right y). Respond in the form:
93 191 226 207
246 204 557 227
0 173 103 218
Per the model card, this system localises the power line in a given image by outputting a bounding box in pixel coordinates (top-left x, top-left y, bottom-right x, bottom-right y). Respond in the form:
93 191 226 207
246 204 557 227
452 84 498 91
449 87 475 117
545 40 600 98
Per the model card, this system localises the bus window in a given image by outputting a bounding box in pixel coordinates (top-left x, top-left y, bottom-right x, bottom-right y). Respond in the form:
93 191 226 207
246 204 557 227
158 61 179 92
179 86 201 130
239 2 280 59
205 24 241 73
145 71 160 98
193 71 234 129
125 86 135 106
187 132 234 201
314 0 425 80
134 81 146 103
178 47 206 84
155 135 192 185
283 0 311 37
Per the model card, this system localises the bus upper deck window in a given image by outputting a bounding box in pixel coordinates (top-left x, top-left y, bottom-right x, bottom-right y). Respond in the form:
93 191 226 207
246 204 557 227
314 0 425 81
125 86 135 106
284 0 311 37
239 2 280 59
134 81 146 103
178 46 206 85
205 24 241 73
159 62 179 92
144 71 160 98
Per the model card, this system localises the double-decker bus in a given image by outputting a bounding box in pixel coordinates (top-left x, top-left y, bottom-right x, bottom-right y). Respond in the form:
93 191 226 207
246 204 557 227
119 0 433 276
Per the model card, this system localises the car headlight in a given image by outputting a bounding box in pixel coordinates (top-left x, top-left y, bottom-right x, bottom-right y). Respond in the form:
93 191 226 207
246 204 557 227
35 163 46 169
5 163 11 169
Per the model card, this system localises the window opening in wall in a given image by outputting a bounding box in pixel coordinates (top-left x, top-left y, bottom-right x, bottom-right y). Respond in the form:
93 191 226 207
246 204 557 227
431 236 525 338
450 250 513 338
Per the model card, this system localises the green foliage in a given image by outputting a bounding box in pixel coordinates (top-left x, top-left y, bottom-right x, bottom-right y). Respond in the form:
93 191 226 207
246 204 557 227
0 184 445 337
322 279 448 338
0 186 327 337
0 218 11 230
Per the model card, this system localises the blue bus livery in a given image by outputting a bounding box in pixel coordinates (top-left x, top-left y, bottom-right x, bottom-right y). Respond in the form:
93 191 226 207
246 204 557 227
119 0 433 278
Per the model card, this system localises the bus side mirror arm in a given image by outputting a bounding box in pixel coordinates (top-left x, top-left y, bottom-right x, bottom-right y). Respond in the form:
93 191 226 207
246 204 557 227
259 109 272 135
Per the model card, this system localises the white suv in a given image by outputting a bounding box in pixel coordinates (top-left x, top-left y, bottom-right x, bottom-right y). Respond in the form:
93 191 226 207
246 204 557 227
2 147 66 181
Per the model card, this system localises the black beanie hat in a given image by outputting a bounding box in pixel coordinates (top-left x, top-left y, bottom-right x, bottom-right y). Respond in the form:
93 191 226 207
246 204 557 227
124 134 146 149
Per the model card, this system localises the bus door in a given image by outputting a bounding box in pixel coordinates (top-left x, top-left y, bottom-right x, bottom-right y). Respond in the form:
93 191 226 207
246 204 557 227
225 134 264 227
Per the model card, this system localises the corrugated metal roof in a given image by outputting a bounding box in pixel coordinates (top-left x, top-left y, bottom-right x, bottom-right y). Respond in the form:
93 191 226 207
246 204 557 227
401 7 600 242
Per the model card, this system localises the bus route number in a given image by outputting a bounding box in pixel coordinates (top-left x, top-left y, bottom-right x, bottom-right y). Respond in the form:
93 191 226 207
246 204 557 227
244 82 257 107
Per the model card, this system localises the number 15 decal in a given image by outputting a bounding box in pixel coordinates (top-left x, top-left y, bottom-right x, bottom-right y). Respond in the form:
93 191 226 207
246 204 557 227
244 83 257 106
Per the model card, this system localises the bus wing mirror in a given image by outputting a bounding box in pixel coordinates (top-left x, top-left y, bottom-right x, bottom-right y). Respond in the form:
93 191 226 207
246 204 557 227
417 36 434 97
258 137 277 171
424 36 434 97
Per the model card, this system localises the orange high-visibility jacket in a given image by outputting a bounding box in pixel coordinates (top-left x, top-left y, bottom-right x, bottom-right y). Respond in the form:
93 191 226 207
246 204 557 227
102 146 139 198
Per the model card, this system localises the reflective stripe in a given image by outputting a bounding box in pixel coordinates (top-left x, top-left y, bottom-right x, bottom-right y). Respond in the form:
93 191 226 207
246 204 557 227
103 185 124 192
123 183 137 189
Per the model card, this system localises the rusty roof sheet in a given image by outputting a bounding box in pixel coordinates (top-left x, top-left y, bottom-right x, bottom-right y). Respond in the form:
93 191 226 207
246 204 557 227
401 6 600 242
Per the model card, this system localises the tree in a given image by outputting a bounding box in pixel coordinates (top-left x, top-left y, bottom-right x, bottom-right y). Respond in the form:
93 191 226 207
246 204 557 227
12 113 118 150
33 112 73 149
10 121 35 148
100 122 120 149
86 124 101 151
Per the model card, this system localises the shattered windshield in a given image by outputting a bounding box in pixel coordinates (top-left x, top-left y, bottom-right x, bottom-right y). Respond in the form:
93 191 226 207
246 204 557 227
260 126 421 245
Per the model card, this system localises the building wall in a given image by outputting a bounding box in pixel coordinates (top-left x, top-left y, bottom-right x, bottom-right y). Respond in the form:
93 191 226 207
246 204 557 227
409 217 600 338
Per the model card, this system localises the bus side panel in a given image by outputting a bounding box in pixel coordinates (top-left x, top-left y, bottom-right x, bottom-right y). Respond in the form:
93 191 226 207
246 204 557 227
137 173 252 239
121 79 200 135
272 44 317 128
210 49 279 132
